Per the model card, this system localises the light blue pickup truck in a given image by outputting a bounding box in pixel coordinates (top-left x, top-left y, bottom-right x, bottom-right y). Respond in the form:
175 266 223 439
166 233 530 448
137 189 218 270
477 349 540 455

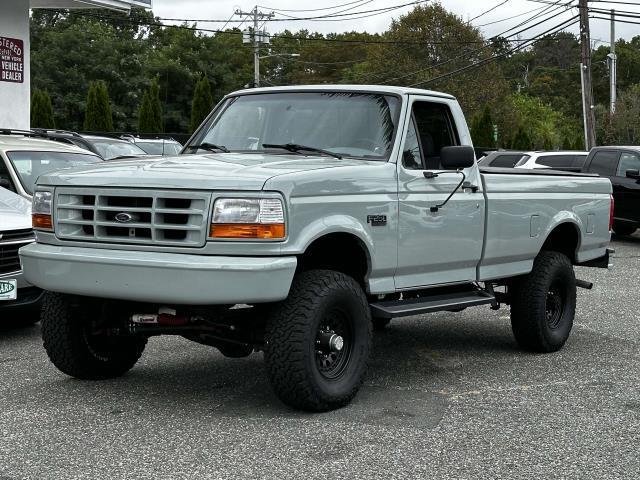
21 86 613 411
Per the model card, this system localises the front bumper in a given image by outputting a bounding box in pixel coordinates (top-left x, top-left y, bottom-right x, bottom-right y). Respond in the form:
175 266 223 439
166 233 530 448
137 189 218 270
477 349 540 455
20 243 297 305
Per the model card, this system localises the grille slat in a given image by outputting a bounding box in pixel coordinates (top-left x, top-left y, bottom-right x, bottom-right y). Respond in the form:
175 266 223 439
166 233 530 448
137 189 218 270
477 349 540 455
0 232 32 274
55 188 210 247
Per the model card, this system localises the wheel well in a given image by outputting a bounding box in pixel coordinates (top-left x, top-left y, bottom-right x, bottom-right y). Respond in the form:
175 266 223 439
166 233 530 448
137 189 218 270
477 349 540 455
541 223 580 263
298 233 370 286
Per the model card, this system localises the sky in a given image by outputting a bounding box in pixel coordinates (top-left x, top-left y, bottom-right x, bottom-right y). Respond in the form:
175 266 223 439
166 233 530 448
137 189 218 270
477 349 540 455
150 0 640 49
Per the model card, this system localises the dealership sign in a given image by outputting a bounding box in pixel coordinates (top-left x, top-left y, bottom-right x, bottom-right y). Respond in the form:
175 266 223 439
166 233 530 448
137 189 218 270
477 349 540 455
0 36 24 84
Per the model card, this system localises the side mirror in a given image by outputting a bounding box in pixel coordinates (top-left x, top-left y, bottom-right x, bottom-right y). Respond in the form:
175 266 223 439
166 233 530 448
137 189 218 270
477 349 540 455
440 146 476 170
626 169 640 180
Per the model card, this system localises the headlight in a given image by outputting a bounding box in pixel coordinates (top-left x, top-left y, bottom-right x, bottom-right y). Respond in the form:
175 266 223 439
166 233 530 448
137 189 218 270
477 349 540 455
32 191 53 231
210 198 285 239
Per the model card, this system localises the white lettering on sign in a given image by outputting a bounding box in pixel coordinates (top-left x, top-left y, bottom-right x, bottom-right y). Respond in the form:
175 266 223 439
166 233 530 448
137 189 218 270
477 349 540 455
0 36 24 84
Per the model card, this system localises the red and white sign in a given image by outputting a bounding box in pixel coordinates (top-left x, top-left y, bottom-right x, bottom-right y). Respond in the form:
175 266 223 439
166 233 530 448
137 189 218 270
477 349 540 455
0 36 24 84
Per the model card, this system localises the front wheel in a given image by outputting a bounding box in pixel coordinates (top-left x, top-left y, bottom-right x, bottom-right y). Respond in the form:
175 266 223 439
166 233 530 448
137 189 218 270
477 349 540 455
264 270 372 412
510 251 577 353
41 292 146 379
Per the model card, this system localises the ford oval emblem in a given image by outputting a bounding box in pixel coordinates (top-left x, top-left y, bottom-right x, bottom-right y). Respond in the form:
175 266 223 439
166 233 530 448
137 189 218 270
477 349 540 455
115 212 133 223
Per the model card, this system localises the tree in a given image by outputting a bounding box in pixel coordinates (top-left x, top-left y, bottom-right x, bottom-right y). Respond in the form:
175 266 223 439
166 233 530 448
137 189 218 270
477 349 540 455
84 80 113 132
148 79 163 133
511 127 533 150
31 89 55 128
190 76 213 133
470 106 495 148
138 79 163 133
137 90 152 133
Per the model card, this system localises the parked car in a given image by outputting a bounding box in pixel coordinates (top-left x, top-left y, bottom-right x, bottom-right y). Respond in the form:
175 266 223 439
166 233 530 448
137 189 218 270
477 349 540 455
0 187 42 324
514 151 588 170
121 135 182 156
21 85 613 412
477 150 526 168
32 129 149 160
0 132 102 200
577 146 640 236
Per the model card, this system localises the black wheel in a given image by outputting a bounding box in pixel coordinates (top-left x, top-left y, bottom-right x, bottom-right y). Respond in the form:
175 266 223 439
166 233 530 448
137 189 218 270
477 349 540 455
41 292 146 380
264 270 372 412
510 251 576 353
613 222 637 236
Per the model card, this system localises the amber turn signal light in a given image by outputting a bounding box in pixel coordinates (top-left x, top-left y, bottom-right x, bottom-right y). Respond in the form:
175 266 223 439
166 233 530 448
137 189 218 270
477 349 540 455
210 223 285 239
32 214 53 230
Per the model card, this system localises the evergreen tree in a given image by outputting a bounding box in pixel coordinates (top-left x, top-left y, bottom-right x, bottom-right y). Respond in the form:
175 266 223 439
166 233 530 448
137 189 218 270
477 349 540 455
84 81 113 132
470 106 495 148
190 76 213 133
511 127 533 150
31 89 55 129
137 90 152 133
148 79 163 133
542 136 553 150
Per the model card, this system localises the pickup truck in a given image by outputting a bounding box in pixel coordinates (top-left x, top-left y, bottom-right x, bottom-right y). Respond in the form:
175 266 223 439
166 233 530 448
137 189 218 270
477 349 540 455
20 85 613 412
577 146 640 236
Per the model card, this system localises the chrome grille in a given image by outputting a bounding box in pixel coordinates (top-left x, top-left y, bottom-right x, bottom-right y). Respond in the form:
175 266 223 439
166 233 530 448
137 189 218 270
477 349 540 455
55 188 211 247
0 229 34 274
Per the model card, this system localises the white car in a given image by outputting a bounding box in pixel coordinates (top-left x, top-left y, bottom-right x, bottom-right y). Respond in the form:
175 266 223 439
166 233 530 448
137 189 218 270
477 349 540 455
514 151 588 171
0 186 41 324
121 135 182 156
0 132 102 200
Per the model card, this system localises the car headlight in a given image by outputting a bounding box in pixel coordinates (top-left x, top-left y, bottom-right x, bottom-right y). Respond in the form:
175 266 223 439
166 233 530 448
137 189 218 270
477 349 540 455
32 190 53 231
210 198 285 239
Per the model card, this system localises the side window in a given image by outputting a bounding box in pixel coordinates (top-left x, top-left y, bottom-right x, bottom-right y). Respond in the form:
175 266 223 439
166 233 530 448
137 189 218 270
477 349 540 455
0 158 16 192
589 150 619 176
573 155 588 168
402 117 423 170
490 154 523 168
412 102 459 169
537 155 573 168
617 152 640 176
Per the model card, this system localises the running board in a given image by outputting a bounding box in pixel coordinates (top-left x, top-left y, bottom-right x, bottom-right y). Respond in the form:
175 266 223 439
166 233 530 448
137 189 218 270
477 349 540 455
370 290 496 319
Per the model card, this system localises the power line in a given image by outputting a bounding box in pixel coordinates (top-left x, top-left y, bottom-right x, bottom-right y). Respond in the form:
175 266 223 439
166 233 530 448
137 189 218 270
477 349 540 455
468 0 512 24
257 0 371 13
408 15 580 87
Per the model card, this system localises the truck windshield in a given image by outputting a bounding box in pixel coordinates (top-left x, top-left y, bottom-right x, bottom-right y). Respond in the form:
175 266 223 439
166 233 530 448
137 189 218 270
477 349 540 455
189 92 401 160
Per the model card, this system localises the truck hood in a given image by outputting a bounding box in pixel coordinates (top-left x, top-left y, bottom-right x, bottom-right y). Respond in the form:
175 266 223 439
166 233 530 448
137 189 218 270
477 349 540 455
36 153 374 191
0 187 31 231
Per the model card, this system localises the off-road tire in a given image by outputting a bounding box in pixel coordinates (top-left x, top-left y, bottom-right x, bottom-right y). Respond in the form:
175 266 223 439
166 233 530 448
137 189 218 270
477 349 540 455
510 251 576 353
613 222 637 236
41 292 146 380
264 270 372 412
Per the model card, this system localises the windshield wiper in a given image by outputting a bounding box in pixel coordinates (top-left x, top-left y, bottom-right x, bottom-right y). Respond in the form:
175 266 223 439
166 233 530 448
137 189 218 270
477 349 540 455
192 142 229 153
263 143 343 160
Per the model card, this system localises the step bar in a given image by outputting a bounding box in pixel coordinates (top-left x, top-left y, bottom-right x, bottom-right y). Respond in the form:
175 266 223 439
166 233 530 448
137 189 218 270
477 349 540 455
370 290 496 319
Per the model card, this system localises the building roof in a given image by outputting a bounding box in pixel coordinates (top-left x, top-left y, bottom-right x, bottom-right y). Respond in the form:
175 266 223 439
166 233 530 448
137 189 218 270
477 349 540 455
30 0 151 10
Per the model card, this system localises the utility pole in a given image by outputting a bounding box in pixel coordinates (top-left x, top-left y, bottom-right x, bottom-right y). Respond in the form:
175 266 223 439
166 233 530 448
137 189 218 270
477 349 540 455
235 6 274 88
609 9 617 114
579 0 596 149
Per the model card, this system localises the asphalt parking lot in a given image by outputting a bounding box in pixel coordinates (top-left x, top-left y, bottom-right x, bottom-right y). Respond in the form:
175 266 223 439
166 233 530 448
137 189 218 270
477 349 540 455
1 234 639 480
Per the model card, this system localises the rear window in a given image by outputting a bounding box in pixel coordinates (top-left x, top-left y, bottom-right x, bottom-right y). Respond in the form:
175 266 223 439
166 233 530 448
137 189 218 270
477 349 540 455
488 154 524 168
537 155 575 168
588 150 619 176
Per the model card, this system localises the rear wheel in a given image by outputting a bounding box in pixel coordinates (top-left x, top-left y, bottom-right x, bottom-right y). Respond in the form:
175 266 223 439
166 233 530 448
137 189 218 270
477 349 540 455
510 251 576 353
41 292 146 379
613 222 637 236
264 270 372 411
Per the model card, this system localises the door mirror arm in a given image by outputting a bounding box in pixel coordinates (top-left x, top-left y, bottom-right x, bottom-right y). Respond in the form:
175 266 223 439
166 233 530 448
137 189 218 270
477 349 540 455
424 169 467 213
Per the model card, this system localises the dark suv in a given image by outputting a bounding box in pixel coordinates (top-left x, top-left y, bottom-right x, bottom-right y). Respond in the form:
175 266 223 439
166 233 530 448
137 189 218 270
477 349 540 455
581 147 640 236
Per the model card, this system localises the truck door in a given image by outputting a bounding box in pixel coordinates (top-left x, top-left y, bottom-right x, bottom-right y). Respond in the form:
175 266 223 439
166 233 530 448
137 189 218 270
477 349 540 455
586 150 622 219
395 97 485 289
615 151 640 223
